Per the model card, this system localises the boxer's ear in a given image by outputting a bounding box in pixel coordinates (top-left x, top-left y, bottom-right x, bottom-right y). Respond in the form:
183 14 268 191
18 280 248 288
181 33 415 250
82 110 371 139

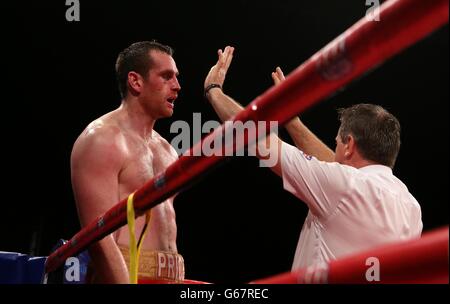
127 71 144 96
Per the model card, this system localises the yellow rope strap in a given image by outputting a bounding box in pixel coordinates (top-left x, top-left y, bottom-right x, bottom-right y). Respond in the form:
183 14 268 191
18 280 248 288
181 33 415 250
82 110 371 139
126 192 151 284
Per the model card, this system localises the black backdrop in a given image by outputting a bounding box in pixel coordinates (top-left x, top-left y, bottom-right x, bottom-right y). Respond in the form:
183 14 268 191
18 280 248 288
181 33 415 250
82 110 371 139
3 0 448 283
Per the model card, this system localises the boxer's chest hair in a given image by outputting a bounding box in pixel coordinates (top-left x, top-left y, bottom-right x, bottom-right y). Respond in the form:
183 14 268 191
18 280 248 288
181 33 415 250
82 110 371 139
121 135 177 191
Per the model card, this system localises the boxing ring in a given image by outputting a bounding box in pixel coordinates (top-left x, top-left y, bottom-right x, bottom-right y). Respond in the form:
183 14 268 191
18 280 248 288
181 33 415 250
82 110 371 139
41 0 448 283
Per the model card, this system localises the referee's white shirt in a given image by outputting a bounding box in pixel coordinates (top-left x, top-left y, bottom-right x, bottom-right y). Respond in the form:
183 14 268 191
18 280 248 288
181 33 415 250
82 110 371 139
280 142 423 270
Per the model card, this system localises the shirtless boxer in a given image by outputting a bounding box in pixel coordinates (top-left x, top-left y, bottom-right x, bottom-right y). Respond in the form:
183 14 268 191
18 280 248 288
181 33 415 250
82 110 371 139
71 41 183 283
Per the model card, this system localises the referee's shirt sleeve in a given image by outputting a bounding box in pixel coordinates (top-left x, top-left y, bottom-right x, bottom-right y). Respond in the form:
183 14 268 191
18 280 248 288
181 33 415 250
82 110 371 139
281 141 355 218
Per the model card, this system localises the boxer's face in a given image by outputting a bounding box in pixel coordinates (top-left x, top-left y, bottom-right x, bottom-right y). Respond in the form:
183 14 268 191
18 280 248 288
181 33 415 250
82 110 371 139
140 51 181 118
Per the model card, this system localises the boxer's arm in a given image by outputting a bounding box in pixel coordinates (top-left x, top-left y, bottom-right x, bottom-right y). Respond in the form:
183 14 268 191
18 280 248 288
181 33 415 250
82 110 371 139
271 67 335 162
71 127 129 283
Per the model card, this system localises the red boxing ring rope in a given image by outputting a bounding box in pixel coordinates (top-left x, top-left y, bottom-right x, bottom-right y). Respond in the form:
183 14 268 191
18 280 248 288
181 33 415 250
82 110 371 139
45 0 449 274
250 226 449 284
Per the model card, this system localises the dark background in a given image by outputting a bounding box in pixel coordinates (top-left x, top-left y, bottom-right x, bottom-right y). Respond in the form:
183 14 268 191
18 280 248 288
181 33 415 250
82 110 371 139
2 1 448 283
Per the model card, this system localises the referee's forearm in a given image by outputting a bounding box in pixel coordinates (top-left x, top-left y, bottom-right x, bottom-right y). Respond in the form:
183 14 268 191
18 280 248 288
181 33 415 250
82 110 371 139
285 117 335 162
207 89 244 122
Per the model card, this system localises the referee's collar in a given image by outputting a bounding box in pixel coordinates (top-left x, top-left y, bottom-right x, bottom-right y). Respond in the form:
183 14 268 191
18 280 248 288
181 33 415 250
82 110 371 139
359 164 393 175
